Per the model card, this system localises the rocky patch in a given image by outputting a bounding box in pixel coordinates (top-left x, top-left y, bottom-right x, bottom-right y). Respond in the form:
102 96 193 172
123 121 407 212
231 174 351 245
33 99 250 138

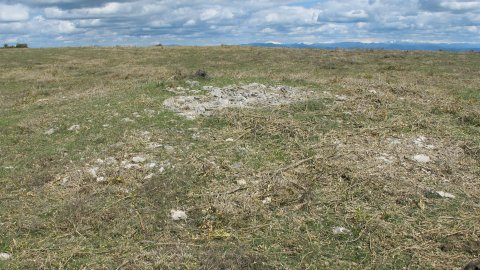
163 83 315 119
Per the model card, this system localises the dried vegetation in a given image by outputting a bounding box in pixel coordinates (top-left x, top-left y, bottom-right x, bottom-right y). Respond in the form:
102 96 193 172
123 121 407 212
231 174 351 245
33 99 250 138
0 46 479 269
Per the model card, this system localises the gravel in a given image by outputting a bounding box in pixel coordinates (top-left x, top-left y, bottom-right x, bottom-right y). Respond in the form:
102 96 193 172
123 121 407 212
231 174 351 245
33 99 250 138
163 83 314 119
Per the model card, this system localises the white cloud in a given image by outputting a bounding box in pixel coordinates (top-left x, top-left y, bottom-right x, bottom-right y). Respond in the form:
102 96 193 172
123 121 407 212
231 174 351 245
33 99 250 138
343 10 369 20
200 8 219 21
44 2 134 19
251 6 320 25
2 0 480 46
150 19 170 27
184 19 196 26
440 1 480 11
261 27 276 33
0 4 29 22
466 25 478 32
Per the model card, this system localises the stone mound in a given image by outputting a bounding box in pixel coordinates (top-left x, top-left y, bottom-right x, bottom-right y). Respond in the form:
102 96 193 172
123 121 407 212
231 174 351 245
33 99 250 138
163 83 313 119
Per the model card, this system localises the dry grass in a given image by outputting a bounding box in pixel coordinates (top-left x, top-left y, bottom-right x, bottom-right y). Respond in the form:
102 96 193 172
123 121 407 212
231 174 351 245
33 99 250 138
0 46 479 269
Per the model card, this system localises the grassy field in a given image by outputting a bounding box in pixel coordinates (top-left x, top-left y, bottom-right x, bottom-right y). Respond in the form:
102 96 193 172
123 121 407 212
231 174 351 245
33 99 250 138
0 46 479 269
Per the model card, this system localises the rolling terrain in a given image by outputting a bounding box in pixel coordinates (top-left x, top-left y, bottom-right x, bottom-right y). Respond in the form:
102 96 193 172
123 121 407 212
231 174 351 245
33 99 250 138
1 46 479 269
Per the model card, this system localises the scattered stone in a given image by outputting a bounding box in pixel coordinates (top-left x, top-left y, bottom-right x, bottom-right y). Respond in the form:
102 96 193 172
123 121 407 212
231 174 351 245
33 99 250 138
225 138 234 142
44 128 56 135
144 173 154 180
96 177 106 182
171 209 187 221
424 190 456 199
388 138 402 145
87 167 99 178
4 166 14 170
132 112 141 118
121 117 135 123
414 136 426 145
163 83 313 119
436 191 455 199
333 227 351 235
102 124 110 128
413 136 435 149
335 95 348 101
192 133 201 140
186 80 200 87
368 89 377 94
147 142 162 149
413 154 430 163
68 124 80 131
159 167 165 173
123 163 142 170
61 177 69 185
237 179 247 185
146 162 157 169
132 156 146 163
96 159 104 164
0 253 11 261
262 197 272 204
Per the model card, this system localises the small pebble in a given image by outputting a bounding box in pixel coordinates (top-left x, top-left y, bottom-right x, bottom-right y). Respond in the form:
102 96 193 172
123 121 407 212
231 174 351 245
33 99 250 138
123 163 141 169
0 253 11 261
147 142 162 149
237 179 247 185
436 191 455 199
121 117 134 123
87 167 98 178
333 227 351 235
44 128 56 135
171 210 187 221
132 156 146 163
146 162 157 169
262 197 272 204
388 138 402 145
186 80 200 87
413 154 430 163
68 124 80 131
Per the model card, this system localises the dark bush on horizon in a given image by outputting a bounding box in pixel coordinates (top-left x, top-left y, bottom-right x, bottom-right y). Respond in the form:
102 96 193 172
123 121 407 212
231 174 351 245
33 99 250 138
2 43 28 49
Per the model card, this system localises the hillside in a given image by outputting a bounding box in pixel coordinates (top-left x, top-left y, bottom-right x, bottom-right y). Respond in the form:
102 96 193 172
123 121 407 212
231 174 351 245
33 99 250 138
1 46 479 269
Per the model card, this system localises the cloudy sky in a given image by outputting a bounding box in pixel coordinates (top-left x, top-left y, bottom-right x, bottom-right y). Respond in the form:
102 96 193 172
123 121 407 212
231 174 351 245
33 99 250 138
1 0 479 47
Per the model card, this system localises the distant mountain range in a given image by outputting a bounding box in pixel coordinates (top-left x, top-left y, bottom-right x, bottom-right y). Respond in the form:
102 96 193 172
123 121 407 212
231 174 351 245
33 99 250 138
243 42 480 52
